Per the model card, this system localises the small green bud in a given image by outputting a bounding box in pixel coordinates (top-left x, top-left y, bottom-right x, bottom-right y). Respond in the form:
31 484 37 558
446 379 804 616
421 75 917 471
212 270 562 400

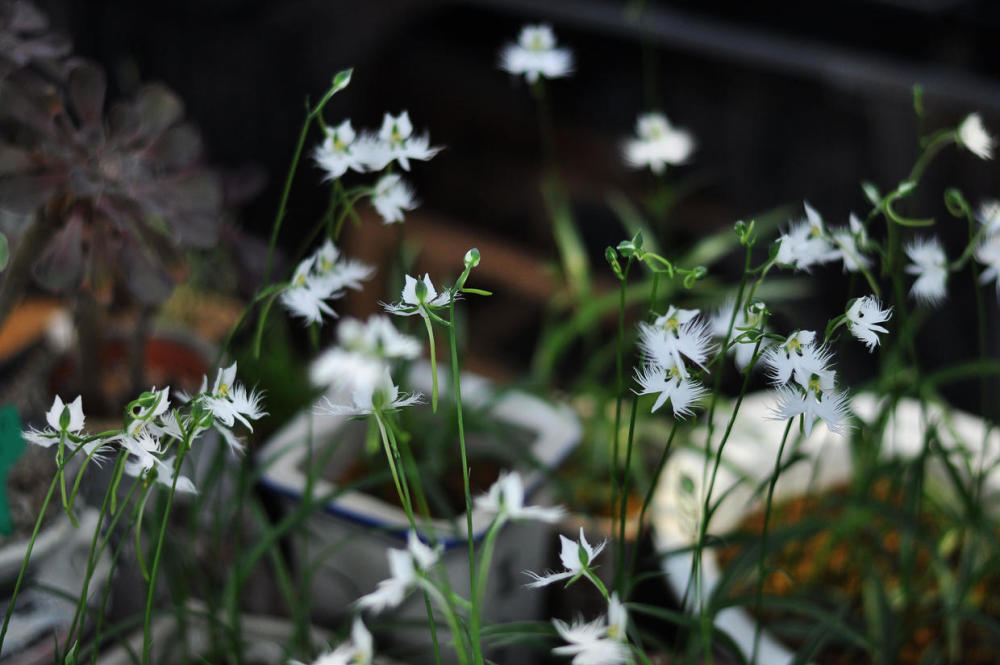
748 299 767 316
464 248 481 268
616 239 637 258
331 68 353 92
414 278 429 302
896 180 917 196
944 188 969 217
604 247 623 279
59 405 71 431
861 182 881 206
682 266 707 289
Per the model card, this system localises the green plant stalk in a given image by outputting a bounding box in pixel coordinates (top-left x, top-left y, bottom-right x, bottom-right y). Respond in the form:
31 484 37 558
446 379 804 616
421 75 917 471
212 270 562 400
0 470 61 651
751 418 794 665
615 394 640 596
627 419 679 591
378 416 447 665
421 311 441 413
611 259 633 595
446 294 481 665
263 79 348 284
62 450 128 653
474 518 504 619
693 315 767 664
142 446 191 665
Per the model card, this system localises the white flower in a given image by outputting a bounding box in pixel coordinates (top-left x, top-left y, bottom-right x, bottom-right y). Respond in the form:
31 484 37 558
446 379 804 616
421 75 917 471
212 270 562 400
552 594 630 665
637 306 714 379
119 430 197 494
301 617 374 665
774 202 838 271
197 362 267 451
340 315 422 360
904 236 948 306
633 363 707 419
382 273 452 317
23 396 109 457
977 200 1000 236
975 234 1000 296
771 386 851 437
45 395 84 433
500 24 573 84
845 296 892 352
360 111 441 171
313 120 368 180
709 299 765 370
357 531 439 614
525 527 606 588
958 112 994 160
831 214 872 273
280 243 374 326
623 112 694 174
371 173 417 224
125 387 171 436
317 366 422 417
762 331 835 392
475 471 565 524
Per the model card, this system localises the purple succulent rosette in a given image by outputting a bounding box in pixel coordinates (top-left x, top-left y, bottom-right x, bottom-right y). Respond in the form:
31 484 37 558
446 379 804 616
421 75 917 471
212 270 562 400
0 0 71 80
0 59 223 303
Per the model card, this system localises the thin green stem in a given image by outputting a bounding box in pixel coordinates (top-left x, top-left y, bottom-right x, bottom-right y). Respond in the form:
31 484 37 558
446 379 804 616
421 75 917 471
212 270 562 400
446 292 480 665
752 419 794 665
421 310 440 413
628 419 679 589
615 394 639 596
142 447 191 665
611 259 633 595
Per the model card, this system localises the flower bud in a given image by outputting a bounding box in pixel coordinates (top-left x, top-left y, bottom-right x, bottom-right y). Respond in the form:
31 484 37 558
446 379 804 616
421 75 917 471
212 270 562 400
464 248 481 268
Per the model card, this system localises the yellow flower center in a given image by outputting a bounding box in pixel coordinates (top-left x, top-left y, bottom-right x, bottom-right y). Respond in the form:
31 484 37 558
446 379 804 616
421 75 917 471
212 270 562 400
219 383 230 398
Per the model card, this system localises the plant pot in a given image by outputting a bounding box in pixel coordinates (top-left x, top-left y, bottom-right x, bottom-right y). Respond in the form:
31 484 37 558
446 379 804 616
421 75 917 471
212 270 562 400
96 601 332 665
651 391 1000 665
257 363 580 655
0 507 110 665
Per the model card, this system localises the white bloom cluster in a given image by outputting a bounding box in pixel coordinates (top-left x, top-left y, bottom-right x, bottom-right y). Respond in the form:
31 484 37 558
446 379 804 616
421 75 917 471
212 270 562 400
280 239 374 326
904 236 948 306
845 295 892 352
293 617 373 665
775 202 873 274
474 470 565 526
525 527 606 588
500 24 573 84
633 305 714 419
311 314 423 417
973 200 1000 298
382 273 453 318
623 112 694 174
24 363 265 493
763 331 850 436
313 111 439 224
357 531 440 614
552 594 630 665
957 112 994 161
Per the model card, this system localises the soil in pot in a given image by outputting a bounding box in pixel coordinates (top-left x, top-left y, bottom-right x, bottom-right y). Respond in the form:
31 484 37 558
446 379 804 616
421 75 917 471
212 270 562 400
715 478 1000 665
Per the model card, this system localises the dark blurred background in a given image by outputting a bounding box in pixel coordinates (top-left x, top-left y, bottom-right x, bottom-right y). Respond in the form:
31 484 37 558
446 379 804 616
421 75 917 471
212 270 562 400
33 0 1000 406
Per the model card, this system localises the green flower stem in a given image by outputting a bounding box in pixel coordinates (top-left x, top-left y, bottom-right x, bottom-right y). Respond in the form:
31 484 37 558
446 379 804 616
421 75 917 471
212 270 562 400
627 419 679 590
0 470 61 651
422 582 471 665
264 76 350 284
62 449 127 653
421 310 440 413
611 258 633 596
583 568 611 601
908 130 955 186
377 416 447 665
615 394 639 596
693 313 768 664
142 446 192 665
474 518 504 616
446 293 481 665
752 419 794 665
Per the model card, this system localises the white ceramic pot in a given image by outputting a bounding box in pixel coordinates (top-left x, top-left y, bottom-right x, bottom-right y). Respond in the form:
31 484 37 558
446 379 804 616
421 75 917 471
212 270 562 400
257 363 580 651
652 391 1000 665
